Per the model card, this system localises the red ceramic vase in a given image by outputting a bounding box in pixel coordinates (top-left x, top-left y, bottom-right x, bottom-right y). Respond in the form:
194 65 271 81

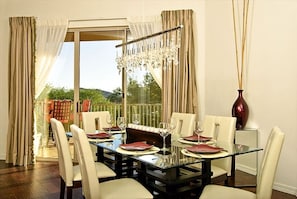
232 89 249 130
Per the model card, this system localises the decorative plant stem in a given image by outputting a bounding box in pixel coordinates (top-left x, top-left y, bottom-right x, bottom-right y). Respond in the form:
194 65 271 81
232 0 250 90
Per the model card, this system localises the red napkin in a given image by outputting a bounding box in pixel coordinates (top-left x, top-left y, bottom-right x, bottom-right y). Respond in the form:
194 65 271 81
103 126 121 131
183 135 212 142
87 132 111 139
120 142 153 151
186 144 223 154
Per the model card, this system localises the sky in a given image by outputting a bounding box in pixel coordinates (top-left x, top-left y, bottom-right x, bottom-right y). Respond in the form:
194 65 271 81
47 40 122 92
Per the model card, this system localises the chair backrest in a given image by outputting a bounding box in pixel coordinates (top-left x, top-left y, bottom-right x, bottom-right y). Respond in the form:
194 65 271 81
202 115 236 176
81 99 91 112
50 118 74 186
81 111 110 133
52 100 72 123
170 112 196 141
46 100 54 123
256 126 285 199
70 124 100 199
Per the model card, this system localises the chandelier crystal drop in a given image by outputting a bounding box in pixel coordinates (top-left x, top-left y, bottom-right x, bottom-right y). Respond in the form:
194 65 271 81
116 25 182 73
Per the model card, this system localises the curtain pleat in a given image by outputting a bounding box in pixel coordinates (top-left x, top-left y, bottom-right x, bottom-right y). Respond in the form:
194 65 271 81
6 17 36 166
161 9 198 122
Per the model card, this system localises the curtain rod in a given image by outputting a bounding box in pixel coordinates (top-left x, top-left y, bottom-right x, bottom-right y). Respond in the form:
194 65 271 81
115 25 183 48
69 17 127 22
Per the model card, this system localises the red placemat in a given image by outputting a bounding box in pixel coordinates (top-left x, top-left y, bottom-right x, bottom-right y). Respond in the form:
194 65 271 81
183 135 212 142
87 132 111 139
120 142 153 151
103 126 121 131
186 144 223 154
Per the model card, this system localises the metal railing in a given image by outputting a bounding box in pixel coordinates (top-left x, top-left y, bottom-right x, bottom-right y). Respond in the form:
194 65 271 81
91 103 162 127
35 100 162 129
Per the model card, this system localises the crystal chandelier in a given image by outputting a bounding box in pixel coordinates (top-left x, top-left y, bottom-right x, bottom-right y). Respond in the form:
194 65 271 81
116 25 183 72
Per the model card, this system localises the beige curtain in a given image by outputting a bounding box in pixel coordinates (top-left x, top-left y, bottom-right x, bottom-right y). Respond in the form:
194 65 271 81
6 17 36 166
161 10 198 122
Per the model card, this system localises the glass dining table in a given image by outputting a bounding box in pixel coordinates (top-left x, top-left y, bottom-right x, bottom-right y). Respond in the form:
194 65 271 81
92 132 262 198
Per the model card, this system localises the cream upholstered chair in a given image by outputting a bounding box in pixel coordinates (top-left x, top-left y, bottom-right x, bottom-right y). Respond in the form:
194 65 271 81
189 115 236 184
199 126 285 199
50 118 116 199
81 111 110 133
170 112 196 142
81 111 112 159
70 124 153 199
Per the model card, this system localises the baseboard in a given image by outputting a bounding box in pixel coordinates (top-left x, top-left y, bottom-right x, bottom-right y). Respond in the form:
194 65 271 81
236 163 257 175
273 182 297 196
35 157 58 162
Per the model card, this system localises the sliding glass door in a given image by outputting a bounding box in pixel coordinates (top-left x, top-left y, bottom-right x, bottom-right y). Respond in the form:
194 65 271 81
35 27 126 160
34 26 162 160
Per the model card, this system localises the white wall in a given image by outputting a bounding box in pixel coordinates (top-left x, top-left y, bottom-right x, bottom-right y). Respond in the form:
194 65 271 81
205 0 297 195
0 0 296 196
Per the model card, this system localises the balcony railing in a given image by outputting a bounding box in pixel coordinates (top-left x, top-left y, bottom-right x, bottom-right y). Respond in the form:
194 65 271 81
35 100 162 130
92 103 162 127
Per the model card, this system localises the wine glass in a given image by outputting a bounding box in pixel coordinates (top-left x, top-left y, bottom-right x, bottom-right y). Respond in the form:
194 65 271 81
117 117 126 143
117 117 126 132
159 122 170 152
194 121 204 144
168 118 177 133
106 114 112 135
132 113 140 125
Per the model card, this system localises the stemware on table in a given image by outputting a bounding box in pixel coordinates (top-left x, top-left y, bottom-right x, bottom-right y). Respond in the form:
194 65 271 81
159 122 171 153
106 114 113 135
117 116 126 131
117 117 126 142
194 121 204 144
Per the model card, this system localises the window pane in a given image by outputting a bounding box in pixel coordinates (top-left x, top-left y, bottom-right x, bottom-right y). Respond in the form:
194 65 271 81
79 39 123 124
127 68 161 127
80 40 121 92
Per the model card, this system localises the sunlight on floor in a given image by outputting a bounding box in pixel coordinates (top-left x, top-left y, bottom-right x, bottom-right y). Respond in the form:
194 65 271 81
35 136 75 161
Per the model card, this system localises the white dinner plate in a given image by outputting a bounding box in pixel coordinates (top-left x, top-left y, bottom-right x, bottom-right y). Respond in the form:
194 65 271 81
178 138 214 145
116 146 160 155
87 135 115 143
181 148 229 159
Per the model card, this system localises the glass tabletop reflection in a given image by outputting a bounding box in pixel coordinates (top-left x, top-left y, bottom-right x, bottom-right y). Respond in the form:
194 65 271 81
93 133 262 170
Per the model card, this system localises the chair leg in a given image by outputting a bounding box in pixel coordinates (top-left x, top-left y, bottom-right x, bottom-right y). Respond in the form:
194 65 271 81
66 187 73 199
224 176 230 186
60 177 66 199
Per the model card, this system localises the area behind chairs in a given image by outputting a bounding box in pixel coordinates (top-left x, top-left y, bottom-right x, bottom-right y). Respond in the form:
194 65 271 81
199 126 285 199
50 118 116 199
70 124 153 199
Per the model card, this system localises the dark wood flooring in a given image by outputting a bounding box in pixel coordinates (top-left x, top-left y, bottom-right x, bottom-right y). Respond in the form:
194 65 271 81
0 160 295 199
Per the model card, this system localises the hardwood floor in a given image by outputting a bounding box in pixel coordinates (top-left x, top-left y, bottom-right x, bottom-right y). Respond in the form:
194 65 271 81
0 160 295 199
